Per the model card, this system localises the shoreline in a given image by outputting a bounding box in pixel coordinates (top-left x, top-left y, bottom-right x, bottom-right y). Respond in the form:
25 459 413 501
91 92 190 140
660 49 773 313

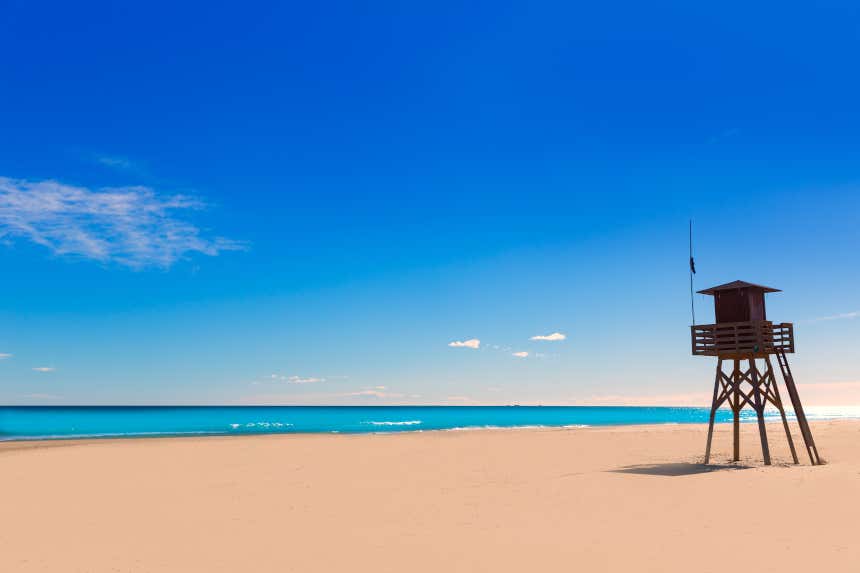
5 404 857 447
1 417 852 453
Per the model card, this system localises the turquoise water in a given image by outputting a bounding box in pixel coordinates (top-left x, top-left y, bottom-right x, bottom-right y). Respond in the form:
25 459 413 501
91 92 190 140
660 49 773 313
3 405 856 441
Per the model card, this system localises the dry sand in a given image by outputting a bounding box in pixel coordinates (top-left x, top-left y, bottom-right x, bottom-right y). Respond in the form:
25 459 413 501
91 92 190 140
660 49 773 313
2 420 858 572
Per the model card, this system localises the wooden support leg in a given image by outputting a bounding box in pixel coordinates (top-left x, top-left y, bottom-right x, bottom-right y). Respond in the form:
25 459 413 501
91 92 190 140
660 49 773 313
732 390 740 462
704 358 723 465
765 356 799 464
732 359 741 462
749 358 771 465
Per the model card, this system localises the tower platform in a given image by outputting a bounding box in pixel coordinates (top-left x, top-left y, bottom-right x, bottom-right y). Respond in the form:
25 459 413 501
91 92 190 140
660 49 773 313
691 320 794 358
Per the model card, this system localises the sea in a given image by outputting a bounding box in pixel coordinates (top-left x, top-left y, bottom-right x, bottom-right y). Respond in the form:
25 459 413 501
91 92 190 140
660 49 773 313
2 405 859 442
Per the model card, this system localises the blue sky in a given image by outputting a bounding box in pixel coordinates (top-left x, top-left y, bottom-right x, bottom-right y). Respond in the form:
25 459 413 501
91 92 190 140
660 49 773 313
1 1 859 405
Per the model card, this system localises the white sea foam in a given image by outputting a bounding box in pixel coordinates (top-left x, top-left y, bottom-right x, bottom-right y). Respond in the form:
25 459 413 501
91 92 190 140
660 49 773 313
364 420 423 426
232 421 294 429
802 406 860 420
443 424 589 432
741 406 860 423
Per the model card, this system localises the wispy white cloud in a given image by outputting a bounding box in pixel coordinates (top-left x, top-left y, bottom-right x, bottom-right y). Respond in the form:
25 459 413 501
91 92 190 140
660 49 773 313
0 353 11 360
236 388 419 405
32 367 55 372
707 127 741 144
512 351 529 358
530 332 566 341
94 154 136 171
0 176 244 268
266 374 325 384
810 311 860 322
344 388 405 399
449 338 480 349
289 376 323 384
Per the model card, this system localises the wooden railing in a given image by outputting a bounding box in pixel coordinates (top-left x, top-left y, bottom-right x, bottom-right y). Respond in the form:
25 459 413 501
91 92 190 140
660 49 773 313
691 321 794 357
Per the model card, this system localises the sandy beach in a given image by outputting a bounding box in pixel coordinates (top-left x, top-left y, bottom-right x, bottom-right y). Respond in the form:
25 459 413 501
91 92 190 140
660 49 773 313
2 420 858 572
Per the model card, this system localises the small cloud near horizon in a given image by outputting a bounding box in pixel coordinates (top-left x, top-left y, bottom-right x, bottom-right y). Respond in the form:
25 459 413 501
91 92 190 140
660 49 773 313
530 332 566 341
0 353 12 360
449 338 480 349
512 351 529 358
32 367 55 372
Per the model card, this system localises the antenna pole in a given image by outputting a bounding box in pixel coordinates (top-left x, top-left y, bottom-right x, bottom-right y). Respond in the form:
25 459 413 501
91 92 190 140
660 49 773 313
689 220 696 325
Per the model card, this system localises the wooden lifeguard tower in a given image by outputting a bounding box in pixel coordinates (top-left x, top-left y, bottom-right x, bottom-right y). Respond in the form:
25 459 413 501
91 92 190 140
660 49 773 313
691 280 821 465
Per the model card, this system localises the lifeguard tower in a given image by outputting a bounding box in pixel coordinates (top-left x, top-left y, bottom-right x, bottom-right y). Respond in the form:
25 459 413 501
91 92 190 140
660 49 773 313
691 280 821 465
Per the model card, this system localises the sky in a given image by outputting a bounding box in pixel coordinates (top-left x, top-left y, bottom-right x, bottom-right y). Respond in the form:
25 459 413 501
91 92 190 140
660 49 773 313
1 1 859 406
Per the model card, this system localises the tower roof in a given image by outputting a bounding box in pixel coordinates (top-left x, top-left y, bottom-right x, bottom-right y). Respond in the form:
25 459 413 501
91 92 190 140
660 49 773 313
697 280 781 295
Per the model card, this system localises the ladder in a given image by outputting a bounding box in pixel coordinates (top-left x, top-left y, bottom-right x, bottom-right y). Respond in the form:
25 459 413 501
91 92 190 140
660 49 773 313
775 349 822 465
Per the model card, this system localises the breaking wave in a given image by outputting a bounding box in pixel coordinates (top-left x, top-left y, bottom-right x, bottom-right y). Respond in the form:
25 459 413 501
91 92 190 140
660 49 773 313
363 420 423 426
229 422 293 430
